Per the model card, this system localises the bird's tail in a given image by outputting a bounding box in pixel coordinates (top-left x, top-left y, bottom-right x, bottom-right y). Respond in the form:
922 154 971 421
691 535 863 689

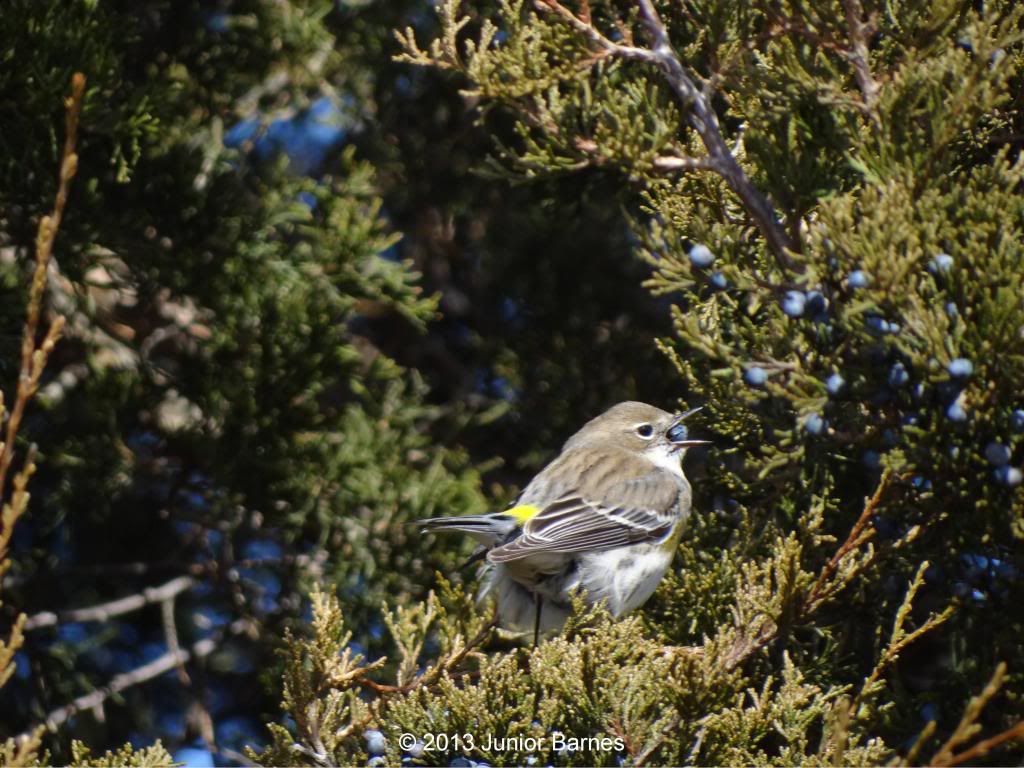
420 513 501 535
418 512 518 547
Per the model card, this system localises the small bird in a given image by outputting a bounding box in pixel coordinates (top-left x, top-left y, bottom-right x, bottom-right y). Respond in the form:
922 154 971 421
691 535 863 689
420 401 707 642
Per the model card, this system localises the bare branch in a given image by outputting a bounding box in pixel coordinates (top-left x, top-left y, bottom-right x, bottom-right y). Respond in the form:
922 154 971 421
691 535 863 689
23 630 226 737
841 0 880 116
635 0 796 266
2 552 318 591
161 593 191 685
24 576 195 631
538 0 798 270
652 155 715 172
942 720 1024 767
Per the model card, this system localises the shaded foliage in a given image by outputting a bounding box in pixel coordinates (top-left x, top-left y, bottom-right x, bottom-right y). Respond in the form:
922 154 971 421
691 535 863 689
1 0 675 761
258 0 1024 765
3 0 1024 765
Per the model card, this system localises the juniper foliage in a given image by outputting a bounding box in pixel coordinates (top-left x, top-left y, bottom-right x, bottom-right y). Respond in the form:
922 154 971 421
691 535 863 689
0 72 175 768
4 0 1024 764
1 0 489 756
258 1 1024 766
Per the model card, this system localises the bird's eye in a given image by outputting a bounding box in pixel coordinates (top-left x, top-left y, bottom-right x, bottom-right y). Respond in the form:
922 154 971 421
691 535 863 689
636 423 654 438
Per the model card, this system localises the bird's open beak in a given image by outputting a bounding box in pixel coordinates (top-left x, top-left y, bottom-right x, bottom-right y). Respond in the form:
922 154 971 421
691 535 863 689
667 406 711 447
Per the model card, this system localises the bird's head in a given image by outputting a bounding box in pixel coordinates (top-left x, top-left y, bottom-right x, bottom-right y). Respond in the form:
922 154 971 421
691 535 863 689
562 401 710 459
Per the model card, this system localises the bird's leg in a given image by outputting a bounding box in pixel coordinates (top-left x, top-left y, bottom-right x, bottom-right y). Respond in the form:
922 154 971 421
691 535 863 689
533 591 542 648
458 545 488 571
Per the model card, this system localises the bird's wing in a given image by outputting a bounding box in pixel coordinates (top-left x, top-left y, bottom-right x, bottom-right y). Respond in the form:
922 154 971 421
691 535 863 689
488 447 684 563
486 493 676 562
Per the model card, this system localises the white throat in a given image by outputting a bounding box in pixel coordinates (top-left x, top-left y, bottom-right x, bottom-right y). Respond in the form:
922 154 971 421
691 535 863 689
645 443 685 477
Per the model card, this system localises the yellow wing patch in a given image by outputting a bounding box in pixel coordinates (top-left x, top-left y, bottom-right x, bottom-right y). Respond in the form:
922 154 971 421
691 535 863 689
503 503 541 524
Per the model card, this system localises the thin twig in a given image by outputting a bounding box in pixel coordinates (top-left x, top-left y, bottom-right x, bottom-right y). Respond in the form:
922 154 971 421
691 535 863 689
721 616 778 673
0 73 83 515
217 746 259 768
358 611 498 696
19 625 241 738
804 469 892 613
0 76 83 736
633 713 682 766
931 663 1012 766
718 470 894 672
23 575 195 630
95 553 308 576
162 594 191 685
850 562 954 718
652 155 715 172
538 0 797 269
840 0 880 117
3 553 317 591
942 720 1024 767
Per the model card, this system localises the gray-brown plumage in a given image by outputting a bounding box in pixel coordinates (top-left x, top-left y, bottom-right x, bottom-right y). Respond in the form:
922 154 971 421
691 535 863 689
420 401 707 638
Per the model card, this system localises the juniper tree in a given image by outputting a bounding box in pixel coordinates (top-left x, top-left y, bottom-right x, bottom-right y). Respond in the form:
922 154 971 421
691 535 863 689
0 72 178 768
257 1 1024 765
5 0 1024 764
2 0 683 758
0 0 492 759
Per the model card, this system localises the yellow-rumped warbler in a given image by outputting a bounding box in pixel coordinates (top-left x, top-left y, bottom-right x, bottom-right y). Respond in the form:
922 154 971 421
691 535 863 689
420 401 706 641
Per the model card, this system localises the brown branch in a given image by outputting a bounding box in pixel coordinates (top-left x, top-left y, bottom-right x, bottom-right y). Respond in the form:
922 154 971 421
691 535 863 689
0 76 83 730
942 720 1024 767
718 470 894 672
804 468 892 613
840 0 880 116
633 713 682 766
0 75 82 500
931 663 1013 767
721 617 778 673
1 73 83 567
358 611 498 696
538 0 798 270
902 719 937 766
20 628 232 738
23 575 195 631
756 6 849 58
216 746 258 768
577 0 591 24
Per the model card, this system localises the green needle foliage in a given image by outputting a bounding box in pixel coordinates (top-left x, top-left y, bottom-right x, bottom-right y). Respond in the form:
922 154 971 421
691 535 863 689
3 0 1023 764
258 1 1024 766
1 0 488 755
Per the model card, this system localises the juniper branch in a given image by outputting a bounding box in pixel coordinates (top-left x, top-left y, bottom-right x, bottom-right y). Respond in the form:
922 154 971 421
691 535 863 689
840 0 880 116
720 470 894 672
23 575 196 631
358 608 498 696
0 76 82 500
538 0 798 270
942 720 1024 767
851 562 954 718
1 77 84 756
804 468 892 613
930 663 1014 767
19 627 235 738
